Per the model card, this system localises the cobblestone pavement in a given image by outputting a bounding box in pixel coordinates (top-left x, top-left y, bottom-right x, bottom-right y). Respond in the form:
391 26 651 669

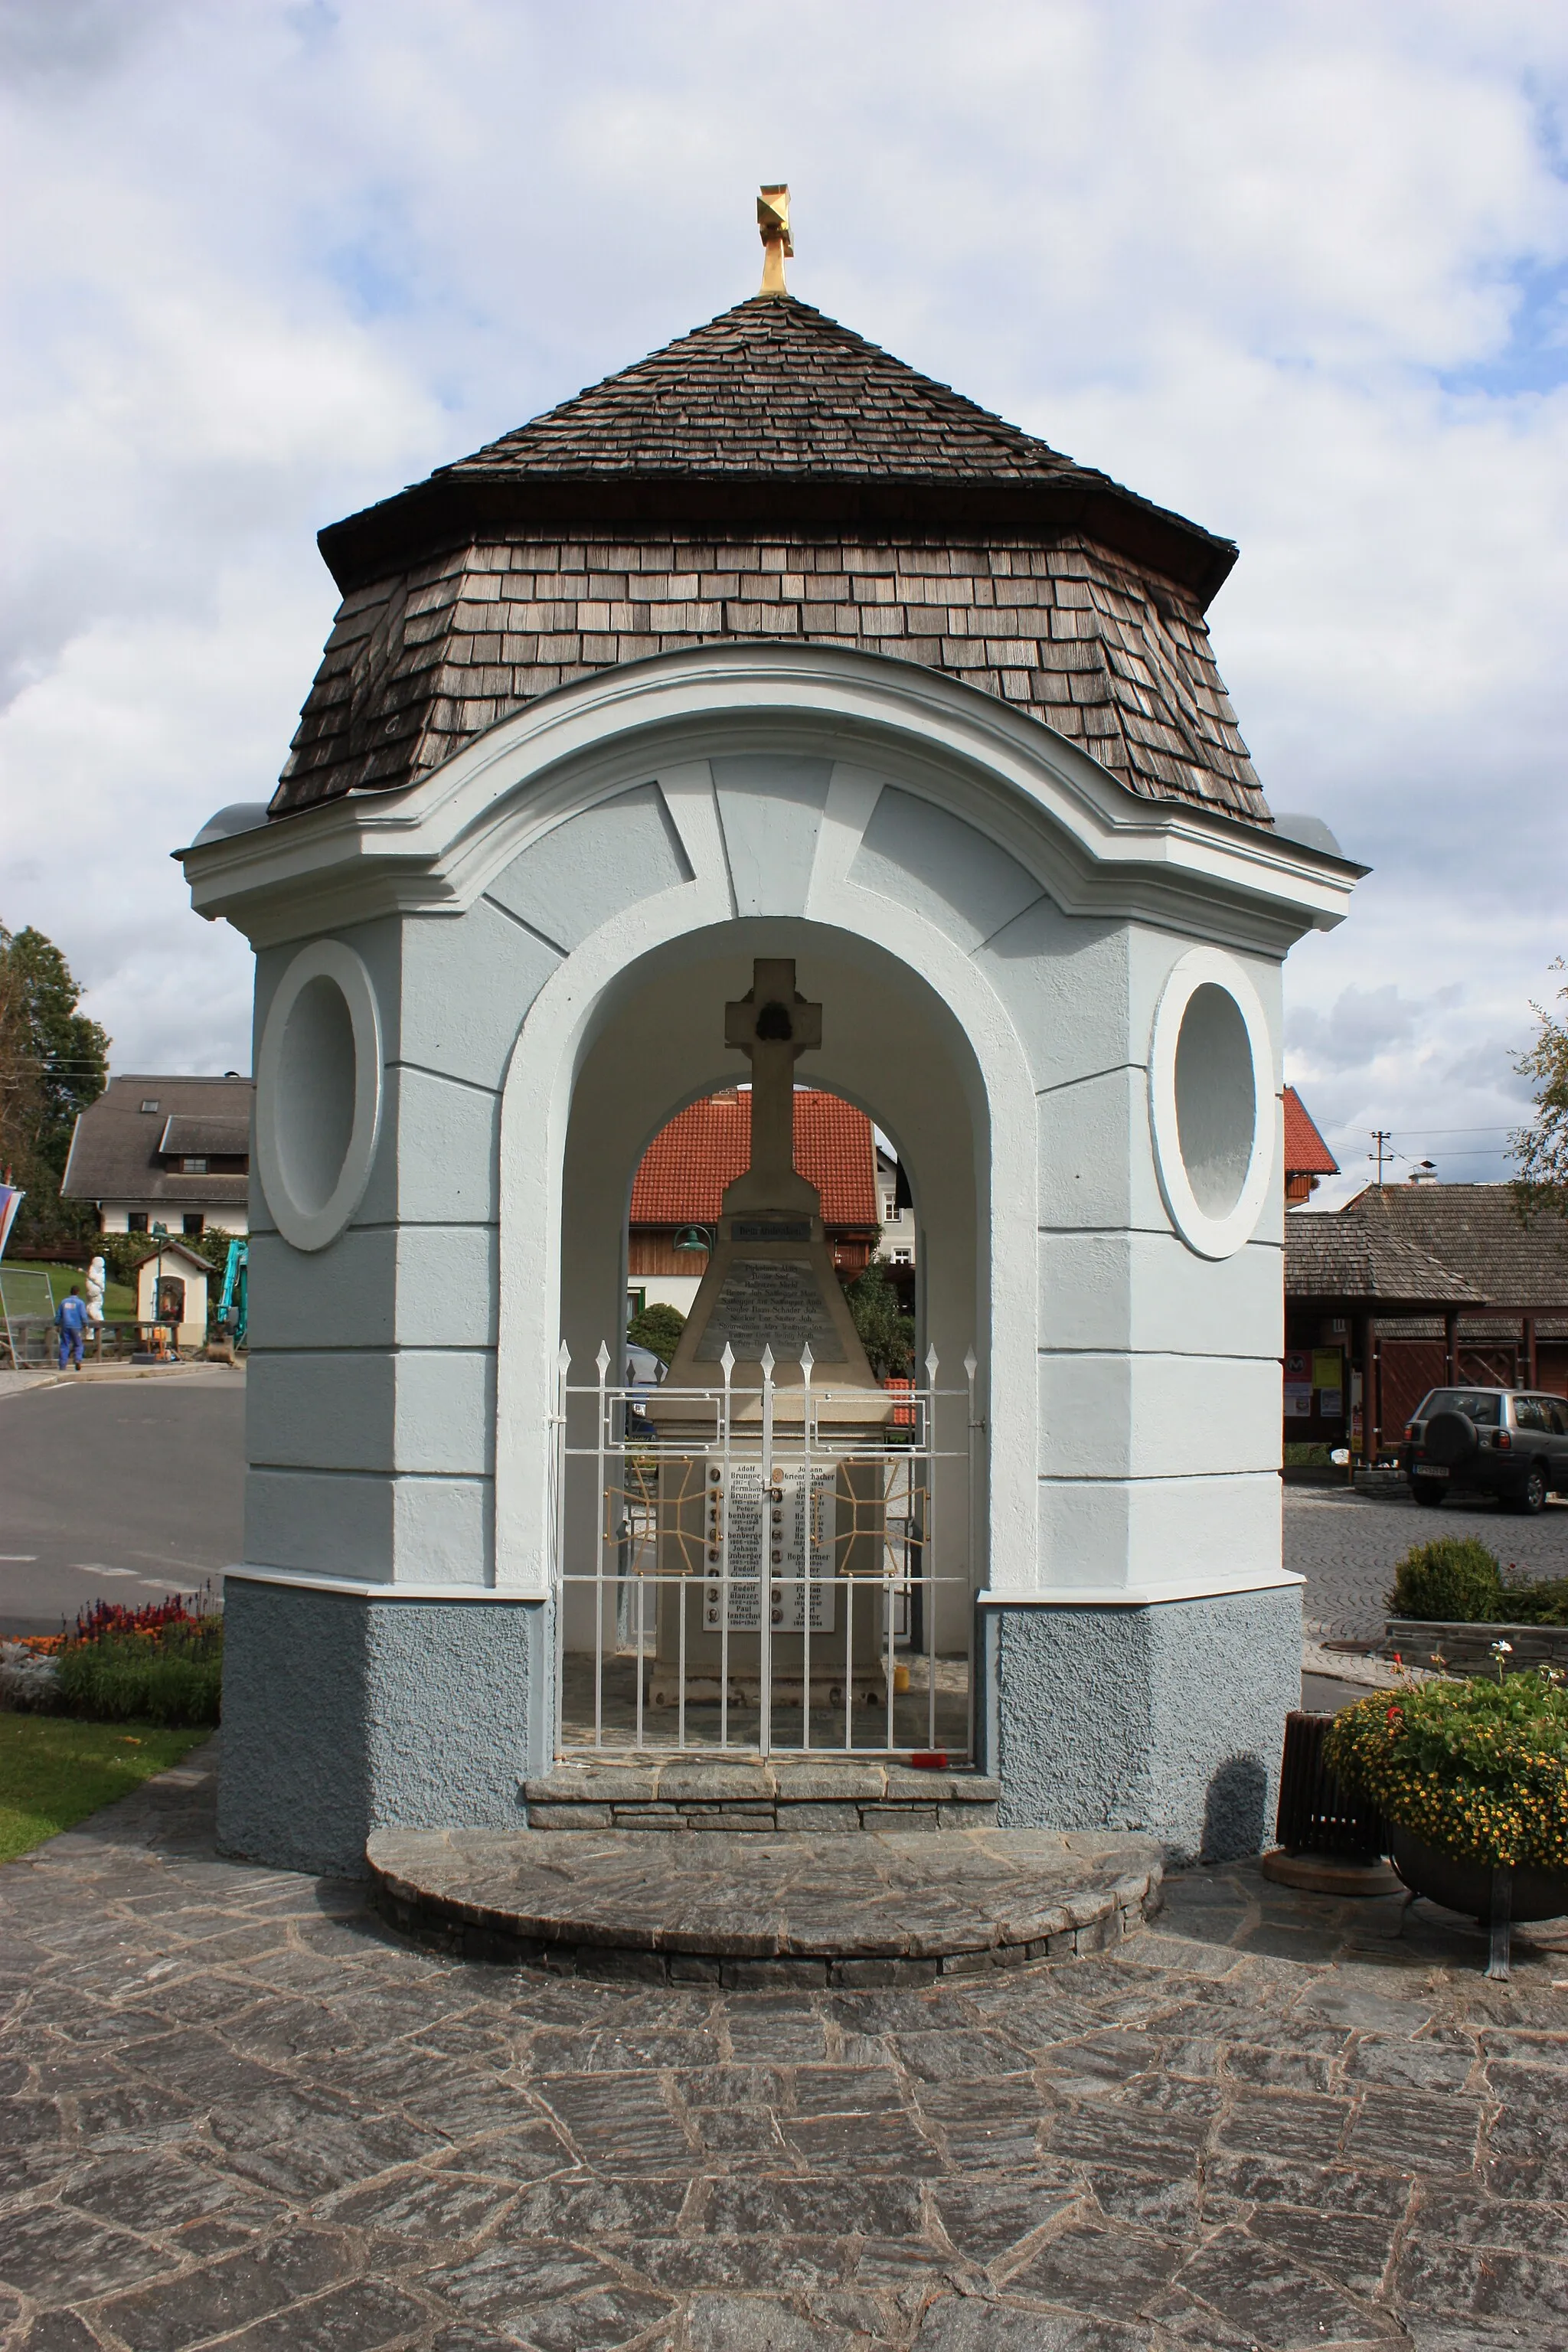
1286 1485 1568 1643
5 1745 1568 2349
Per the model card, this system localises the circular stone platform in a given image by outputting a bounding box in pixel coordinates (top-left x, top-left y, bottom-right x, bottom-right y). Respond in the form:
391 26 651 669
366 1826 1165 1987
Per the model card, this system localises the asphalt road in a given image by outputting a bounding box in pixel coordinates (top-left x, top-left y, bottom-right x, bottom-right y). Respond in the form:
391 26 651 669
0 1369 244 1636
1285 1475 1568 1642
4 1379 1565 1649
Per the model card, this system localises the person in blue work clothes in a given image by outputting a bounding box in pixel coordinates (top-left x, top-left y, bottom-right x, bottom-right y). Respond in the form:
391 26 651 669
54 1284 90 1370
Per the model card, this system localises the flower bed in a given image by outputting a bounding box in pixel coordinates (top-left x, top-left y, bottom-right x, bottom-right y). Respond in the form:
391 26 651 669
1 1594 222 1730
1325 1670 1568 1873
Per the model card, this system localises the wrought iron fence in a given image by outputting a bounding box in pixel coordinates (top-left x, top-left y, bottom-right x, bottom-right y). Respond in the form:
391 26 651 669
550 1340 978 1759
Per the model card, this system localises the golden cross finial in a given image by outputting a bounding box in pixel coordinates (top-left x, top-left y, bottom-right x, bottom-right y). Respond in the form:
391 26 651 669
757 184 792 297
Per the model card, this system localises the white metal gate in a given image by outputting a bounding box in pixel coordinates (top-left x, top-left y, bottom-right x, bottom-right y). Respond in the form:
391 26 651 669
550 1342 977 1759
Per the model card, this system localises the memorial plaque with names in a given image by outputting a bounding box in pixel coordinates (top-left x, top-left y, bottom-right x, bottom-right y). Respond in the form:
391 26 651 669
703 1463 836 1632
693 1257 846 1362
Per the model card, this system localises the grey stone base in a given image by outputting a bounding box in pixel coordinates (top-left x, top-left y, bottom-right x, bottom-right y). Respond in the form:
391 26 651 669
217 1578 552 1877
523 1759 999 1831
979 1583 1302 1863
1387 1617 1568 1677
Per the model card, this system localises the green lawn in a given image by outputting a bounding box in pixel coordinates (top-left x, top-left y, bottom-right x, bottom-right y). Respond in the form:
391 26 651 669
0 1716 207 1863
2 1259 137 1319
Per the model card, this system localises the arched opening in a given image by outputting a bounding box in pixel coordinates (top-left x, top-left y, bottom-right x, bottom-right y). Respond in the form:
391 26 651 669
544 920 988 1759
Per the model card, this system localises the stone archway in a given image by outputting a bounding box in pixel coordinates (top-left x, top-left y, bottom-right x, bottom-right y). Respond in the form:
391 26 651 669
544 921 994 1755
190 641 1349 1866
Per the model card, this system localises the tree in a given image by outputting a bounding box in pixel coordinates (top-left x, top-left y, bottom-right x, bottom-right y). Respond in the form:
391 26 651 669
842 1262 916 1380
0 945 44 1189
0 924 110 1243
1513 961 1568 1222
628 1300 686 1366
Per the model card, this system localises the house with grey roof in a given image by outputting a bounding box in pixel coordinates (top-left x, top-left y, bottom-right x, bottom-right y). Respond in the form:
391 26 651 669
1285 1181 1568 1459
60 1074 252 1236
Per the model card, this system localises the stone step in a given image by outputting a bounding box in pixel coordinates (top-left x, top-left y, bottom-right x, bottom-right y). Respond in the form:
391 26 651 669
368 1824 1163 1984
522 1758 1000 1832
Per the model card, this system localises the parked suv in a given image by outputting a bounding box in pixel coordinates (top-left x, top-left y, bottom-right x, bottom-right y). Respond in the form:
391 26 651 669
1403 1387 1568 1513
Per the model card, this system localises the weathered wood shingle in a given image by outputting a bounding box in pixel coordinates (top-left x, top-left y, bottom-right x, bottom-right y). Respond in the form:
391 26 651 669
274 297 1269 826
443 296 1084 482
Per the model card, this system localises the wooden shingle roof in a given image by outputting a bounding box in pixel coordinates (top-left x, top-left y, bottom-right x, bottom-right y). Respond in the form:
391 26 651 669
1285 1184 1568 1310
1285 1213 1482 1306
446 298 1091 485
276 296 1268 828
1340 1184 1568 1309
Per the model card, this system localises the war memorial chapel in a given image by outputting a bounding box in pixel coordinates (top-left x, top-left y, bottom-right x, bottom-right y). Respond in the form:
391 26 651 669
181 194 1359 1891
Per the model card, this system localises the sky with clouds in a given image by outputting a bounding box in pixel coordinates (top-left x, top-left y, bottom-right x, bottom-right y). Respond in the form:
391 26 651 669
2 0 1566 1197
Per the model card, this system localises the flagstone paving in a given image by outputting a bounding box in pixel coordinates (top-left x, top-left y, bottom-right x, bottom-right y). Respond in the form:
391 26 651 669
4 1742 1568 2350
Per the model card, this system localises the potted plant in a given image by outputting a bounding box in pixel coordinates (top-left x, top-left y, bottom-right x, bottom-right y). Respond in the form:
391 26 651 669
1324 1662 1568 1975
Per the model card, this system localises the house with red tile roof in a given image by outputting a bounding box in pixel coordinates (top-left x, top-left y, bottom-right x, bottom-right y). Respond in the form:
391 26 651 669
629 1088 880 1317
1283 1085 1338 1202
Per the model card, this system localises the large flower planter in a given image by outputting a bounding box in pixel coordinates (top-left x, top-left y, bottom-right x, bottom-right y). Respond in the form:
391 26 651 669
1389 1827 1568 1923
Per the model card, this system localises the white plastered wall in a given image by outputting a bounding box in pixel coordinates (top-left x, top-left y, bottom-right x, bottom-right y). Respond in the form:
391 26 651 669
201 645 1349 1608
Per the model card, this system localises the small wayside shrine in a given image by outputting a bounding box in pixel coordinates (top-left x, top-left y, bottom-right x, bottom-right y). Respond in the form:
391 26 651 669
181 190 1360 1889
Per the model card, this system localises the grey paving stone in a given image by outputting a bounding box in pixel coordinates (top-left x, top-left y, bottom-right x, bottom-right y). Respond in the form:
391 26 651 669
684 2290 856 2350
96 2226 353 2350
15 2314 106 2352
1286 1481 1568 1642
0 2206 175 2303
1174 2224 1398 2344
212 2278 429 2352
927 2173 1083 2264
521 2282 677 2350
1008 2220 1186 2321
6 1739 1568 2350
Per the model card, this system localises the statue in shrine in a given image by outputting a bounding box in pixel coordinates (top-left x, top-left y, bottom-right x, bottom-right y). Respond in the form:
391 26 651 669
85 1256 106 1325
647 958 894 1718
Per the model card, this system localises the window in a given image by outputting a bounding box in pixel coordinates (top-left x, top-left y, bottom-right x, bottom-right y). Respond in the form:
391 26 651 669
890 1247 913 1265
1549 1401 1568 1437
183 1214 205 1237
139 1099 160 1113
1417 1390 1501 1426
128 1212 149 1233
882 1195 898 1220
1514 1397 1547 1432
182 1156 207 1174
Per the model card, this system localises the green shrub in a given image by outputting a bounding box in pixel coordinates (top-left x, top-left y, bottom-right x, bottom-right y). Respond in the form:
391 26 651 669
842 1263 915 1380
1387 1537 1504 1623
1283 1442 1331 1466
1476 1576 1568 1628
627 1302 686 1367
1325 1671 1568 1870
52 1622 222 1729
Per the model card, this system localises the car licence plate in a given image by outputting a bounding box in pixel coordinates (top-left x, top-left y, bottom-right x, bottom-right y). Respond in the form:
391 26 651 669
1415 1465 1449 1479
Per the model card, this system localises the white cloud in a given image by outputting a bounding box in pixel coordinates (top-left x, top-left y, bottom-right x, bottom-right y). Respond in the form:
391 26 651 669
0 0 1566 1123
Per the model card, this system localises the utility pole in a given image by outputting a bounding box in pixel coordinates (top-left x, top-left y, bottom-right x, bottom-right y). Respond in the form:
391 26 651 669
1369 1130 1393 1187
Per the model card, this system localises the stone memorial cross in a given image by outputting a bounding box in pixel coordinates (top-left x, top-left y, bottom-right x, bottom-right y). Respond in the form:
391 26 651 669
720 959 822 1218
